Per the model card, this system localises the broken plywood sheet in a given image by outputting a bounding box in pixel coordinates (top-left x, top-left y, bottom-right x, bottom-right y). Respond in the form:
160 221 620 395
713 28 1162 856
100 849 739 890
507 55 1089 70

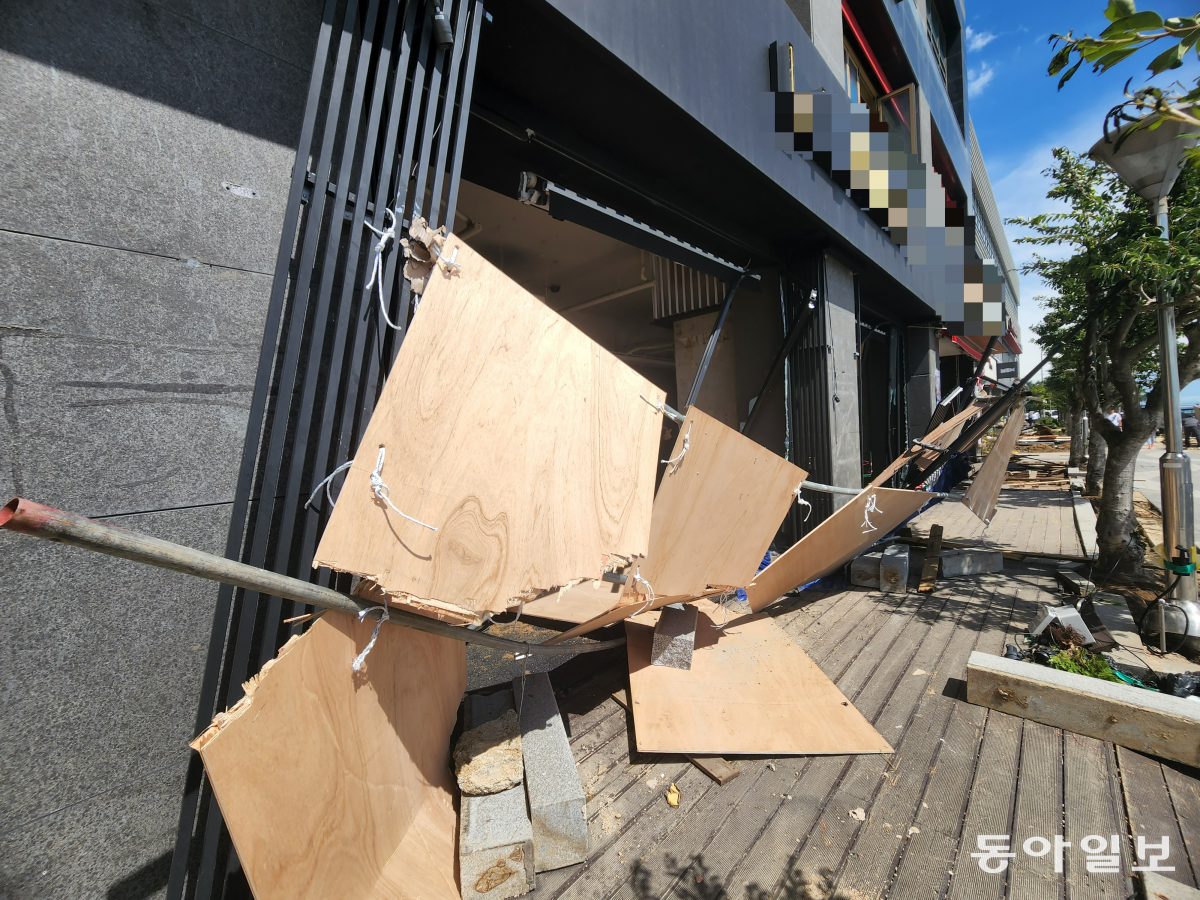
636 406 806 596
745 487 935 611
541 588 724 645
867 401 985 488
519 578 624 624
191 613 466 900
962 400 1025 525
314 234 667 615
626 600 892 755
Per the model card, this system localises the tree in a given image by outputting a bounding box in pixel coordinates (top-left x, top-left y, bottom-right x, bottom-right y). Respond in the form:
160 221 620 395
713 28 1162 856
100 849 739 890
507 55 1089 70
1010 150 1200 575
1051 2 1200 146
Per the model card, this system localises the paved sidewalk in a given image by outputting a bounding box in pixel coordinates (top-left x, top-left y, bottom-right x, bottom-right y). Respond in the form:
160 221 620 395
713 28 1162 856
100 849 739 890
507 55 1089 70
907 489 1084 558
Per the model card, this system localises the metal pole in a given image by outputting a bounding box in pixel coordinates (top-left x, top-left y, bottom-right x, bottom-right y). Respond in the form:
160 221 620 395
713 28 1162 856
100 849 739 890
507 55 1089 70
0 498 623 656
1154 197 1197 651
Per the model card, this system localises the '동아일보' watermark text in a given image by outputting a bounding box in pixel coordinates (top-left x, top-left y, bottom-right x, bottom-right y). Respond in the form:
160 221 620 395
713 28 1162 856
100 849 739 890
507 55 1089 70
970 835 1173 873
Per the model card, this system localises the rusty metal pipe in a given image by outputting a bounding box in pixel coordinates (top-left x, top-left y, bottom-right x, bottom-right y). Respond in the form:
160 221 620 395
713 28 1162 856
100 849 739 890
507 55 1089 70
0 498 622 656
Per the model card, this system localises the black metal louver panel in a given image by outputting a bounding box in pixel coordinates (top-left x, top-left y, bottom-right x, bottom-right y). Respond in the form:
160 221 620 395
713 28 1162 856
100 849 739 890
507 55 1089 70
167 0 483 896
786 264 833 537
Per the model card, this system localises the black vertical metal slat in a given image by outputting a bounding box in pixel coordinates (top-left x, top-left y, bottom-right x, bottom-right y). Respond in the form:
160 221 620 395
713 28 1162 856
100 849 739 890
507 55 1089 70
169 1 484 896
256 0 384 660
164 1 339 895
789 261 833 535
440 0 484 230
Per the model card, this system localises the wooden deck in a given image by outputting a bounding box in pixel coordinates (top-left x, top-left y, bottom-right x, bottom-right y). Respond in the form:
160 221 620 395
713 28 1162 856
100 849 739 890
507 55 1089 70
907 489 1084 559
527 494 1198 900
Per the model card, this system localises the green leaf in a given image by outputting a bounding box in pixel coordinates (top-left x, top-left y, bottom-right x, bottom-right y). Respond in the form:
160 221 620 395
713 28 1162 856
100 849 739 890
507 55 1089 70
1048 44 1073 76
1101 10 1165 37
1059 58 1084 88
1148 40 1186 72
1091 45 1143 70
1105 0 1137 22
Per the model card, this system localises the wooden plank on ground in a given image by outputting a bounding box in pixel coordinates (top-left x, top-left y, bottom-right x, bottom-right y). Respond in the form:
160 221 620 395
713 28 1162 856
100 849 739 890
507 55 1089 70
313 233 666 615
1007 720 1063 900
1063 733 1134 899
1073 488 1100 560
610 688 741 785
636 405 806 596
1118 746 1197 886
1162 761 1200 882
962 400 1026 525
745 487 936 611
918 524 944 593
540 588 721 645
625 600 892 755
191 613 466 900
966 651 1200 767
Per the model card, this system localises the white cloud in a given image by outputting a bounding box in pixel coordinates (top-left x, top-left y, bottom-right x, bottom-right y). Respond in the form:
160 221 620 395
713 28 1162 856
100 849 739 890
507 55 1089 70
968 63 995 98
966 26 996 52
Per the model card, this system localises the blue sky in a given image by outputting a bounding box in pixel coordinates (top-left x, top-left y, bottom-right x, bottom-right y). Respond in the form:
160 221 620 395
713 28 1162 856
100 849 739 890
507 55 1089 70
966 1 1200 400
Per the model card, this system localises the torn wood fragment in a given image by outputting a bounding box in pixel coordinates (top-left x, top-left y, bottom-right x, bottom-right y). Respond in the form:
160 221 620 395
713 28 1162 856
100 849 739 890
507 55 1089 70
314 234 666 615
191 612 466 900
917 524 943 593
961 400 1025 525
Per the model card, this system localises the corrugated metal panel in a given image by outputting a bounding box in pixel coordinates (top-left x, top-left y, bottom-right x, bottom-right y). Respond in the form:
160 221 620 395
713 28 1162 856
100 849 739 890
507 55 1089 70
651 254 728 320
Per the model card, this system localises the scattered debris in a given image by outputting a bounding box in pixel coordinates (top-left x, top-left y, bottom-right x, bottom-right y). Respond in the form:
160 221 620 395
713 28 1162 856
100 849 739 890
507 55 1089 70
460 786 536 899
849 808 866 821
665 783 681 807
918 524 944 593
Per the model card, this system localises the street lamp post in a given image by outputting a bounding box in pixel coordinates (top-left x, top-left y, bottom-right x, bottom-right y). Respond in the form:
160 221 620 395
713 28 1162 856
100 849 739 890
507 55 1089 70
1089 115 1200 652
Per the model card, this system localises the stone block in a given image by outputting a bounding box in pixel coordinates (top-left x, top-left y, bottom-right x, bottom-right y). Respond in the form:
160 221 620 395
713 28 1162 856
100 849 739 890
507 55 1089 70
880 544 910 594
460 786 536 899
941 548 1004 577
466 688 515 731
849 552 883 588
651 604 697 669
513 673 588 871
454 709 524 796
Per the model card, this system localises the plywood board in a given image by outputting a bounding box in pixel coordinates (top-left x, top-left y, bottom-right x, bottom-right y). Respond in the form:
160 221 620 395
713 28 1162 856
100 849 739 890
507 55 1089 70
314 233 667 614
674 312 737 428
191 612 466 900
519 578 624 624
867 401 985 488
625 600 892 755
636 406 806 596
540 588 723 645
745 487 935 611
961 400 1025 525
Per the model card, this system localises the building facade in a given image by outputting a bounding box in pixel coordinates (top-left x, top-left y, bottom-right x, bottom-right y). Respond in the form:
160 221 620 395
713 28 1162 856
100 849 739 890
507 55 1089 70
0 0 1019 896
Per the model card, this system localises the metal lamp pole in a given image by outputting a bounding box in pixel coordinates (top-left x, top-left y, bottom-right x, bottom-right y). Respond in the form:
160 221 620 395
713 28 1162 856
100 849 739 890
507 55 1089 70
1153 197 1198 650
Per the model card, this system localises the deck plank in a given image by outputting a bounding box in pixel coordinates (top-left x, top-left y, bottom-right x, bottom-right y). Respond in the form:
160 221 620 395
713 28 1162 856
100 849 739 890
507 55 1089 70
1117 746 1196 887
1007 721 1064 900
1063 733 1133 900
1162 761 1200 885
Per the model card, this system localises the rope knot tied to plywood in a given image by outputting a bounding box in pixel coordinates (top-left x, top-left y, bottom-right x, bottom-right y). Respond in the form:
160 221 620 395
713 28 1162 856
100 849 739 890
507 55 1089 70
793 483 813 522
351 604 389 672
861 492 882 535
632 566 657 615
370 446 438 531
661 422 692 474
364 209 403 331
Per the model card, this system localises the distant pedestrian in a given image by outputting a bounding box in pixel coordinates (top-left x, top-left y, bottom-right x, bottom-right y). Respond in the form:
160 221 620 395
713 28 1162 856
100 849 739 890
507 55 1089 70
1106 410 1122 429
1185 412 1200 449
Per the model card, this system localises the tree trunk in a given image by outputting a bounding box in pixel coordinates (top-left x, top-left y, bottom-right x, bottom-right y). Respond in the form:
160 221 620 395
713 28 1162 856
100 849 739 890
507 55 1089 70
1096 426 1150 576
1085 420 1107 496
1068 401 1086 468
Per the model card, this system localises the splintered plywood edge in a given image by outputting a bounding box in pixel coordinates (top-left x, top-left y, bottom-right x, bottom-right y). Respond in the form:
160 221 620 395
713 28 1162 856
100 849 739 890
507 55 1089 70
745 487 936 611
354 577 480 625
961 400 1025 525
626 601 892 755
540 588 724 645
313 233 666 615
636 406 806 597
868 401 985 487
519 578 625 624
192 612 467 900
966 651 1200 768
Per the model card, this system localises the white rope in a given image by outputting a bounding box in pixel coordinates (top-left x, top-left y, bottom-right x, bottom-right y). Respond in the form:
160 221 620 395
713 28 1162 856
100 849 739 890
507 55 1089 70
432 243 461 273
364 209 403 330
370 446 438 531
861 492 882 535
632 566 657 615
661 422 692 474
511 600 524 626
793 484 813 522
351 605 389 672
305 460 353 510
639 393 665 415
